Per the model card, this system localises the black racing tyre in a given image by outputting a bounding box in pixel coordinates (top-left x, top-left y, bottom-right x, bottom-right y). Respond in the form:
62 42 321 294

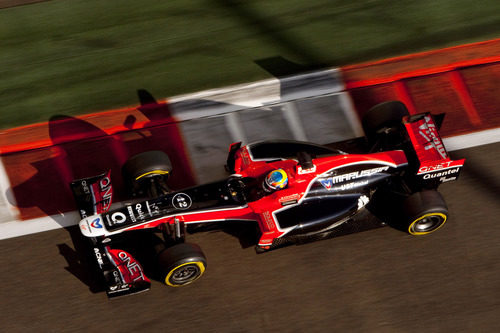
158 243 207 287
362 100 409 144
122 150 172 187
403 190 449 235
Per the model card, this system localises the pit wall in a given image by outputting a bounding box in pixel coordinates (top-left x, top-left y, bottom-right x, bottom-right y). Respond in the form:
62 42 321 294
1 38 499 239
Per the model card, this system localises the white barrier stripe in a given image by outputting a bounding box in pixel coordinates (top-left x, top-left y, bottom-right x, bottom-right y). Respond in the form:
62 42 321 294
168 77 281 103
281 103 308 141
168 69 342 105
225 112 247 144
169 69 343 122
0 157 19 223
339 93 365 138
444 128 500 151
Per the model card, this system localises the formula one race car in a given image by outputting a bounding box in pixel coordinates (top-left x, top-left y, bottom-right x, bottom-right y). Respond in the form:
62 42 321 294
71 101 464 298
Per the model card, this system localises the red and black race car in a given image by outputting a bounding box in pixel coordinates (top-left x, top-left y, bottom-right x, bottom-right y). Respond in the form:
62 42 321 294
71 101 464 298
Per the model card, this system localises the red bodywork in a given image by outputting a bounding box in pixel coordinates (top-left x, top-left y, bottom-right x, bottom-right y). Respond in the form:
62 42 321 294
98 149 408 248
225 148 407 247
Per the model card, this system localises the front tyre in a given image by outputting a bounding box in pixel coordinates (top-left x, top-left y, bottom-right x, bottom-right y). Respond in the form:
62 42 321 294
158 243 207 287
122 150 172 197
403 190 448 235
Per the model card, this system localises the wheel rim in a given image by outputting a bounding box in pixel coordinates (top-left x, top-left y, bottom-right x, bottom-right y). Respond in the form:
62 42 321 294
172 265 199 283
166 261 205 286
409 213 447 235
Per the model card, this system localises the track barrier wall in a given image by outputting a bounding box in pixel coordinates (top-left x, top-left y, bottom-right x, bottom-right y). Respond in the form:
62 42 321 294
1 39 499 239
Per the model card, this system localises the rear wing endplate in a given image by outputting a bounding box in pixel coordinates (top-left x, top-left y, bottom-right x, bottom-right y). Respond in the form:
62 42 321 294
404 113 465 184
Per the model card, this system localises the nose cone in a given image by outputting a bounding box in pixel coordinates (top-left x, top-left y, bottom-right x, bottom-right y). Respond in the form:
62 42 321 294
79 215 106 237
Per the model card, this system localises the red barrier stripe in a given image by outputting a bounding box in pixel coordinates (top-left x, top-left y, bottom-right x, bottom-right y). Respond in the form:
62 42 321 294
447 71 482 126
0 101 176 155
342 38 500 71
344 56 500 90
393 81 416 115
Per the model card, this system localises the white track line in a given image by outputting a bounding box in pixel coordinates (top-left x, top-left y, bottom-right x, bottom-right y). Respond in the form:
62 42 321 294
0 212 80 240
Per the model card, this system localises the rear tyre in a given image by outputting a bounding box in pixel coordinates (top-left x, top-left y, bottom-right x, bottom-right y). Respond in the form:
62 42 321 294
122 150 172 196
158 243 207 287
403 190 448 235
362 101 409 149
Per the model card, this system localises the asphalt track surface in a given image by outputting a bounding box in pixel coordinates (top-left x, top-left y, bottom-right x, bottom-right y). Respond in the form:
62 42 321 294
1 141 499 332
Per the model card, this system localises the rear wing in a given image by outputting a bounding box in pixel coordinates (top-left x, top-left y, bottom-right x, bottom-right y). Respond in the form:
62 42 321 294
403 113 465 184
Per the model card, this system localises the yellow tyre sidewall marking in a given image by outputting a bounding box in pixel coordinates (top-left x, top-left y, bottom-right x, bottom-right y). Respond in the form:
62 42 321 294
408 212 447 235
165 261 206 287
135 170 169 181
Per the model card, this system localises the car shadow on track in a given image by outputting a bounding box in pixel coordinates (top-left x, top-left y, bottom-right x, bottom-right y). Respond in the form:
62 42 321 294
6 90 197 220
57 226 106 294
57 226 167 295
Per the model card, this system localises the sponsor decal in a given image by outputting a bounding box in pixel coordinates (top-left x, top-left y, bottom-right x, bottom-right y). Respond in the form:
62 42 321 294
418 115 447 159
105 202 154 227
320 166 389 190
319 178 334 190
118 251 146 282
146 201 160 216
241 148 251 167
418 161 454 174
127 205 136 223
88 172 113 214
338 180 368 191
279 193 301 204
172 193 192 210
80 209 88 219
108 284 130 294
109 212 127 225
135 203 145 220
90 217 103 229
440 176 457 183
422 168 460 180
297 165 316 174
112 270 122 285
262 211 275 230
81 180 90 194
357 195 370 209
94 248 104 266
417 160 464 174
97 175 112 212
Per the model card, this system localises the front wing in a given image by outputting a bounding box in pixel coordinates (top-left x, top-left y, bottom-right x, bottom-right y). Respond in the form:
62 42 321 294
71 172 151 298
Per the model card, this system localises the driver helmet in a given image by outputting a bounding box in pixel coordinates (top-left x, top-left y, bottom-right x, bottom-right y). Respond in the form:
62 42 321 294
264 169 288 192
